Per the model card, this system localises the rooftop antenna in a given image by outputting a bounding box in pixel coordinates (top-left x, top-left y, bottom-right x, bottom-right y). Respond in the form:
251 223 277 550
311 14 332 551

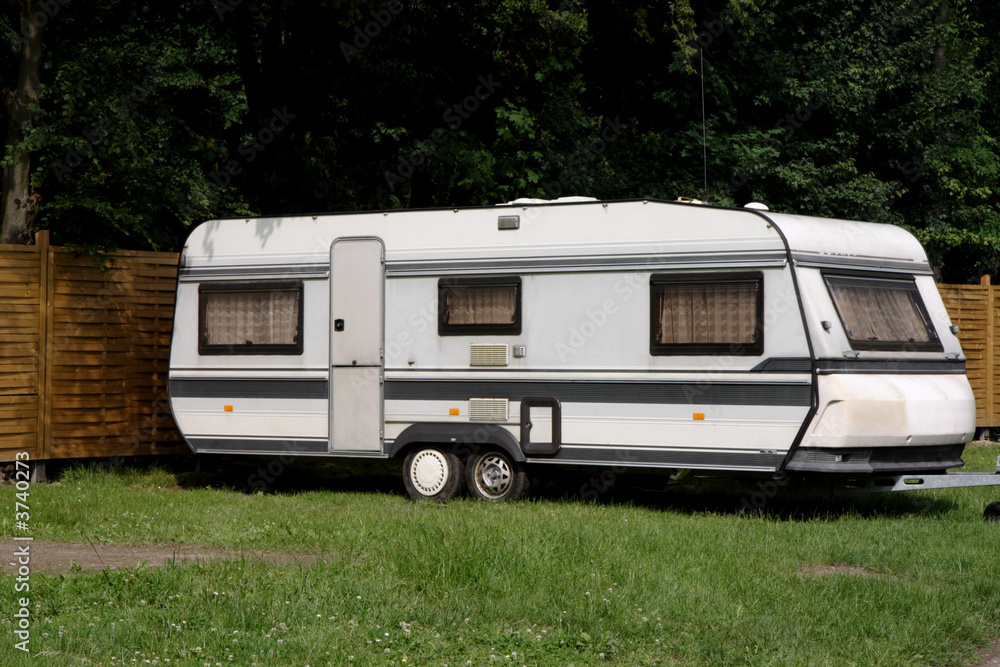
700 47 708 204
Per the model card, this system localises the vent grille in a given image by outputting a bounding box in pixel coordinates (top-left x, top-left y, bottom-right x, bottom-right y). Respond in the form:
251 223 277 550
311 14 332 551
469 398 509 422
470 343 509 367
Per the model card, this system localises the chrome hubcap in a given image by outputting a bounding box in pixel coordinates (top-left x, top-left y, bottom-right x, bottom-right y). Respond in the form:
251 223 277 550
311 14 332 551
475 454 512 498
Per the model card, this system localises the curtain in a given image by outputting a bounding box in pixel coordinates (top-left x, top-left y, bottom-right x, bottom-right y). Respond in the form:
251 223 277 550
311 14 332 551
655 281 758 345
202 290 300 346
444 285 517 326
827 279 932 343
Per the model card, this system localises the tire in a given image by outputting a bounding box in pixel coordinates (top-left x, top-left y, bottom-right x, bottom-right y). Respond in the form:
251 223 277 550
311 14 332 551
985 501 1000 523
466 450 528 502
402 447 464 501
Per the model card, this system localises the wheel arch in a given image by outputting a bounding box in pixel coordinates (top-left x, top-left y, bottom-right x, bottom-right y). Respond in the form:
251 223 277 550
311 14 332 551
387 423 527 463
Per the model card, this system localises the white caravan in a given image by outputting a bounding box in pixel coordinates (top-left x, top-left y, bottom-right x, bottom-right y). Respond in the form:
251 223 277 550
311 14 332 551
168 198 1000 511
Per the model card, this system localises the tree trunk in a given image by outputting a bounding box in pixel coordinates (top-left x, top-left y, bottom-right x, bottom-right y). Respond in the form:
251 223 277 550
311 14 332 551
0 0 44 245
933 0 949 75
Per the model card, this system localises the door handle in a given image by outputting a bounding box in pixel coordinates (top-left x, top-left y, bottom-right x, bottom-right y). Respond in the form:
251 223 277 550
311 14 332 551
334 319 345 332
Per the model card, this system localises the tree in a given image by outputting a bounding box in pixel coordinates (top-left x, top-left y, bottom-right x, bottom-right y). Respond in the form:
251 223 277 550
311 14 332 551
0 0 43 244
0 0 996 283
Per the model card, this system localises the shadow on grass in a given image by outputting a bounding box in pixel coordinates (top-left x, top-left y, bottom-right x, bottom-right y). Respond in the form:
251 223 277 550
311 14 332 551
46 454 407 498
525 467 960 520
173 456 406 497
47 454 962 520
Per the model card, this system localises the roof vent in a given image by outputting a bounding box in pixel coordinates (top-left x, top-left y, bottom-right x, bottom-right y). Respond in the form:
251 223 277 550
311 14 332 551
676 197 703 204
744 202 769 211
501 196 599 206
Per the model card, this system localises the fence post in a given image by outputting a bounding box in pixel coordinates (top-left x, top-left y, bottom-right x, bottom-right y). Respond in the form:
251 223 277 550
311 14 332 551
34 230 52 477
983 274 995 430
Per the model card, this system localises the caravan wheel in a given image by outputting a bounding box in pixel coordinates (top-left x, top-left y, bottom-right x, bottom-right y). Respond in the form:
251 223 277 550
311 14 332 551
466 450 528 502
403 447 464 501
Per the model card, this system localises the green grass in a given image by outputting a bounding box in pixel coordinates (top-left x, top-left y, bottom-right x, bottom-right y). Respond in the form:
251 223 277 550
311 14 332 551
1 446 1000 666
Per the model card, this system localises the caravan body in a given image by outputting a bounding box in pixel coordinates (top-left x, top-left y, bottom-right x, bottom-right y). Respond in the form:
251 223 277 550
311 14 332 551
167 199 975 499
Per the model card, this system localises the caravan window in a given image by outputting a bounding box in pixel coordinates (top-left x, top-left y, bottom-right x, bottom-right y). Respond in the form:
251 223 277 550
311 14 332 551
438 276 521 335
198 281 303 355
824 274 941 351
650 273 764 356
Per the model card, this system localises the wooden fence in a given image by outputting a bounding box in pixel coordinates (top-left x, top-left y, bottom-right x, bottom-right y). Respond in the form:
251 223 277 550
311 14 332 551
1 232 999 462
939 275 999 430
0 231 184 463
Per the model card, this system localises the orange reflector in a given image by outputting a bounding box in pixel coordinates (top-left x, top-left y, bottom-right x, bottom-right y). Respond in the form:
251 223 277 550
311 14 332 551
224 405 233 412
449 408 460 415
693 413 705 420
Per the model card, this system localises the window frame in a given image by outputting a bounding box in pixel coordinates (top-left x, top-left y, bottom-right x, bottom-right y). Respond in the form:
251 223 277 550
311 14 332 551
649 271 765 357
822 271 942 352
198 280 304 356
438 276 522 336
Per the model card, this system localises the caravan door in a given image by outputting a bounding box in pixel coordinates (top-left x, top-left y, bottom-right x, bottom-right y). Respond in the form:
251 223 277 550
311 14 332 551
329 237 385 452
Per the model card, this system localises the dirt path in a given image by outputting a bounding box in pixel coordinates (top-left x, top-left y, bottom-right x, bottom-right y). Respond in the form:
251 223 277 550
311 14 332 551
3 540 326 575
980 641 1000 667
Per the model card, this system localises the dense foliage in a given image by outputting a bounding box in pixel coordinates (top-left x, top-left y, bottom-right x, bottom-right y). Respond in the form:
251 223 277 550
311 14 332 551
0 0 997 280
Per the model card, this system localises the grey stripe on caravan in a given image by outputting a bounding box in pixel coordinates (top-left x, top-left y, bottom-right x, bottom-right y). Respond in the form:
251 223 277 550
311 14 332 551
791 252 933 275
386 250 788 276
178 263 329 281
169 378 329 399
385 379 812 406
750 358 812 372
536 446 786 470
169 376 810 405
816 359 966 374
177 252 788 280
188 438 328 453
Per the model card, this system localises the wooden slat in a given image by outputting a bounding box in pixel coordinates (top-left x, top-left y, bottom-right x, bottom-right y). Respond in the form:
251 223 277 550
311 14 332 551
941 280 993 427
0 286 39 298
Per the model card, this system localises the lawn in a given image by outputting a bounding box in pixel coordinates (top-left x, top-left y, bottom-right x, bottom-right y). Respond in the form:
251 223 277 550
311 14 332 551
1 444 999 666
